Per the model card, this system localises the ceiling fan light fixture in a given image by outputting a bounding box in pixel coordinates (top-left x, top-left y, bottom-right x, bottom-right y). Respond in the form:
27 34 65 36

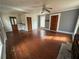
41 10 50 14
41 4 52 14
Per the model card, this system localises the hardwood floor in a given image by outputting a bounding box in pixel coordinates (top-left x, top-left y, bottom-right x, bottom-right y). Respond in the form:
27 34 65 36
6 30 72 59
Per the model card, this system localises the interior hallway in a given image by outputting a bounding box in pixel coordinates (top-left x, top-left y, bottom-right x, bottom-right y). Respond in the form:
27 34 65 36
6 29 72 59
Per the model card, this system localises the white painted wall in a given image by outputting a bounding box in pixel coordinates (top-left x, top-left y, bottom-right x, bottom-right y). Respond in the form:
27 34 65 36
0 12 39 32
17 14 28 31
1 13 28 32
0 11 49 32
31 14 38 30
1 13 19 32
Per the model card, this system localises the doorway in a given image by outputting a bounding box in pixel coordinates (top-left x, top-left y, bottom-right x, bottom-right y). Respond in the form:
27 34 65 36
27 17 32 31
10 17 18 32
40 15 45 28
50 15 59 31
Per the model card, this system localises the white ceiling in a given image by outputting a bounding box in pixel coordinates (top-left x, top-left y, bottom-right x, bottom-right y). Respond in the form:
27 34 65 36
0 0 79 13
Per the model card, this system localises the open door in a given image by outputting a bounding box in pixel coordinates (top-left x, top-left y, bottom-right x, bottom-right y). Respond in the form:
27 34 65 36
50 15 59 31
27 17 32 31
10 17 18 32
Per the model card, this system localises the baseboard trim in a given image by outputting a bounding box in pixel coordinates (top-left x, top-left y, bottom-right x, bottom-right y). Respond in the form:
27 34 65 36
36 28 74 35
42 28 73 35
58 30 73 35
39 27 49 30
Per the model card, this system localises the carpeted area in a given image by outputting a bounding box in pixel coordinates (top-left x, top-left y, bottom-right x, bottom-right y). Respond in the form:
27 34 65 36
57 42 72 59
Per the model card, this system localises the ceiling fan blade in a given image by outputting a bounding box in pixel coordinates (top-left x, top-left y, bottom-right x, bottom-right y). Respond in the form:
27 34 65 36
48 8 52 9
43 4 46 8
41 3 52 13
41 11 43 13
41 7 45 13
45 9 50 13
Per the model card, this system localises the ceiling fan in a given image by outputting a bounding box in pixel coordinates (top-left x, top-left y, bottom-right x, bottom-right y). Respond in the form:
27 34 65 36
41 4 52 13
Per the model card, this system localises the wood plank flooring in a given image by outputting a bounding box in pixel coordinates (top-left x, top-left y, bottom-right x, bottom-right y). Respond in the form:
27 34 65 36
6 30 72 59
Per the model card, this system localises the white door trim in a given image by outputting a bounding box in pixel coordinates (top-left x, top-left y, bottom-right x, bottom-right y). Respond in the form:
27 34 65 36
72 16 79 40
73 16 79 35
49 13 61 31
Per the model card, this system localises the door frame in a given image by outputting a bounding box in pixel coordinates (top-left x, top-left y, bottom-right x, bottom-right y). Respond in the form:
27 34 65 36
27 17 32 31
9 17 17 25
73 16 79 35
9 17 18 32
73 16 79 40
49 13 61 31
